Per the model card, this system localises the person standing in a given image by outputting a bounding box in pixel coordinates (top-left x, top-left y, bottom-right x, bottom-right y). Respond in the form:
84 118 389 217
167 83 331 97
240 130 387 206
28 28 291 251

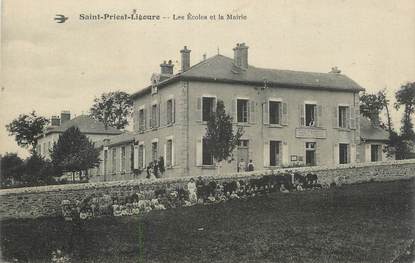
247 160 254 172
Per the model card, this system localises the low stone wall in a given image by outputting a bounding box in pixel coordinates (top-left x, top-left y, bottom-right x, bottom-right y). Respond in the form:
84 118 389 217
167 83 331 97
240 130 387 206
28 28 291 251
0 159 414 220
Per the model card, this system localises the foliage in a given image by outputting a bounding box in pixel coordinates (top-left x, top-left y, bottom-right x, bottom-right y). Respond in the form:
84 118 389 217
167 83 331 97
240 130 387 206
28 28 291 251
360 90 388 126
395 82 415 140
21 153 56 186
90 91 133 130
0 153 24 187
50 126 100 179
5 111 49 151
204 100 244 163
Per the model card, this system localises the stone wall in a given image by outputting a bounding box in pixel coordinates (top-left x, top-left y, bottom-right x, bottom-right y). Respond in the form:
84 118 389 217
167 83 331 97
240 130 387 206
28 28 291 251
1 159 414 220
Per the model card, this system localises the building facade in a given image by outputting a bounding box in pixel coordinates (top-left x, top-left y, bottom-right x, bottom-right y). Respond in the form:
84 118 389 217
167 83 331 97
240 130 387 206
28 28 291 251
129 43 366 178
36 112 122 160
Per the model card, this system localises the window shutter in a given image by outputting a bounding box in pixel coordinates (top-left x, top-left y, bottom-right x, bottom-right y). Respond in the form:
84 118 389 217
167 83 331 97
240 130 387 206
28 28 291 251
299 104 305 126
333 144 339 165
282 141 289 166
315 143 321 166
263 101 269 125
196 97 202 122
163 143 167 166
349 107 356 129
263 141 269 167
317 105 323 127
172 140 175 166
249 100 256 124
282 102 288 126
133 146 139 169
196 138 203 166
350 144 356 163
157 104 160 127
149 106 153 129
231 99 237 123
333 106 339 128
172 99 176 123
365 144 371 162
143 145 146 168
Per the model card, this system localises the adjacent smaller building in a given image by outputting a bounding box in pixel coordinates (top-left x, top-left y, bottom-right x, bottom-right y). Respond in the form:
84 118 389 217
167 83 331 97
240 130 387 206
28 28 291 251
89 132 138 182
36 111 123 160
358 117 391 162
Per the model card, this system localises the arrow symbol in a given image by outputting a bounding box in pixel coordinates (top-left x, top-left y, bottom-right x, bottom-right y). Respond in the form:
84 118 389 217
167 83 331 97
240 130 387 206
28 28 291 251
54 14 68 23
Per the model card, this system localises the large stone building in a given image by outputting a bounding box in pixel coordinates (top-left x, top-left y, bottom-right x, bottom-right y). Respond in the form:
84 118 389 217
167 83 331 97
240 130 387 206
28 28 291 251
127 43 368 178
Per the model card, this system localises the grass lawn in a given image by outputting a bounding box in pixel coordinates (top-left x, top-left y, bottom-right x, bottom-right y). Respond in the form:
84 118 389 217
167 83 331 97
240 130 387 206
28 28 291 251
1 179 414 263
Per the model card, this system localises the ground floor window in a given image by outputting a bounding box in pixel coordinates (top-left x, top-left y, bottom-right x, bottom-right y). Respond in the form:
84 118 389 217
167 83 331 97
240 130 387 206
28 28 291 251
103 150 108 175
152 142 158 161
112 148 117 173
138 144 144 168
166 139 173 167
270 141 281 166
371 144 381 162
121 146 126 172
339 143 349 164
305 142 316 166
202 138 214 165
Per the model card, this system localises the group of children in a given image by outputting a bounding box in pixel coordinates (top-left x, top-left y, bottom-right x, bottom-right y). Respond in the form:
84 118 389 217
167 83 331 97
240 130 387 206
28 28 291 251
61 172 322 221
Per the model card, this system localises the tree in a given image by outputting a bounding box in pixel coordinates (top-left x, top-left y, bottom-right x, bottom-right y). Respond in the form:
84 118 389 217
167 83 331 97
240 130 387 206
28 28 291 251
90 91 133 130
21 153 56 186
204 100 244 172
0 153 24 187
395 82 415 140
6 111 49 151
360 91 388 127
50 126 100 181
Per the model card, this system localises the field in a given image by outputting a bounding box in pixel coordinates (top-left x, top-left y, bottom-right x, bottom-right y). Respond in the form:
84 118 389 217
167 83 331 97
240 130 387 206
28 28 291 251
1 179 414 263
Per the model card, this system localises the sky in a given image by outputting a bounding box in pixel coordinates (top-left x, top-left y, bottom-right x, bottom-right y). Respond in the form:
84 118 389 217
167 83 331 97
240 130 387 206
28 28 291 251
1 0 414 158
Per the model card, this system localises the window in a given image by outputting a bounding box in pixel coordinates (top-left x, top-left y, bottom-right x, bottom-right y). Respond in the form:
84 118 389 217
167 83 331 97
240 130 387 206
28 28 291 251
166 139 173 167
112 148 117 173
103 150 108 175
202 97 215 122
138 144 144 168
270 141 281 166
305 104 316 127
339 144 349 164
269 101 281 125
338 106 348 128
237 99 249 123
166 99 174 124
202 138 214 165
152 141 158 161
151 104 158 128
305 142 316 166
371 144 381 162
121 146 126 172
139 108 145 131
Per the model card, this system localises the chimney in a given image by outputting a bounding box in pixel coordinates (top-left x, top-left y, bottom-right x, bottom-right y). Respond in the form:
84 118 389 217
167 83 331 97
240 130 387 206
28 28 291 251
61 111 71 124
180 46 191 72
160 60 174 75
51 116 60 126
233 43 249 70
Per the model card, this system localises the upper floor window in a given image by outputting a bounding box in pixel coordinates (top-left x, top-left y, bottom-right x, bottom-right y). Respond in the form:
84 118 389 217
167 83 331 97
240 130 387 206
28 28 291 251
237 99 249 123
202 97 216 122
305 104 316 127
269 101 281 125
338 106 349 128
139 108 145 131
166 99 174 124
151 104 159 128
